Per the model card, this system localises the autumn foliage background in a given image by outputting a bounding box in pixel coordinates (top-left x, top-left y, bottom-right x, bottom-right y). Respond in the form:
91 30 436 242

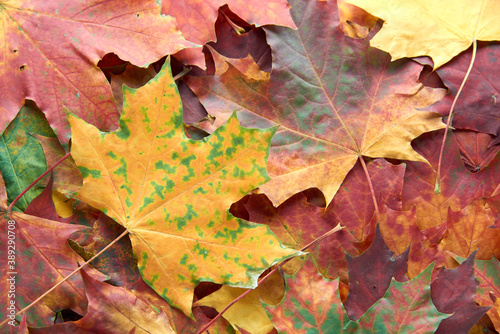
0 0 500 333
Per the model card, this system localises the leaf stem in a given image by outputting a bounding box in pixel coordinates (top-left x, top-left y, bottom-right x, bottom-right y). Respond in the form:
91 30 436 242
6 151 72 214
359 156 381 223
196 223 344 334
0 229 130 328
435 39 477 194
173 67 191 81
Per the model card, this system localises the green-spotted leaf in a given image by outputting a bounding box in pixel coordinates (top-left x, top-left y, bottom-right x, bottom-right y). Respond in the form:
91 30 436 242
68 59 299 316
0 101 56 211
264 256 355 333
354 263 449 333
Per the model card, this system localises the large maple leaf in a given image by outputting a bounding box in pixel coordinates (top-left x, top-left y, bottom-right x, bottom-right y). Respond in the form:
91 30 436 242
345 0 500 69
186 0 446 206
0 0 192 144
68 59 299 316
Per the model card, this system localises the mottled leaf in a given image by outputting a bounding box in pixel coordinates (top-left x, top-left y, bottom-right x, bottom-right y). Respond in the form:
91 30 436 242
69 59 299 316
431 251 490 334
354 263 449 333
346 0 500 68
0 101 55 211
0 0 192 144
186 0 446 206
264 256 355 333
469 257 500 331
344 225 409 320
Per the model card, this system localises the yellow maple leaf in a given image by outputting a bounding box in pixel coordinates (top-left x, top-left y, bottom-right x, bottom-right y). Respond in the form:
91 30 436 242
68 59 299 316
346 0 500 68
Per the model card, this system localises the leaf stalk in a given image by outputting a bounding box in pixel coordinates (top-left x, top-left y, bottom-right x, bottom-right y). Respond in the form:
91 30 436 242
435 39 477 194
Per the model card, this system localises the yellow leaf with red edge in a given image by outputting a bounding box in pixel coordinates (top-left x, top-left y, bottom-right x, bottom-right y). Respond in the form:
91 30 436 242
68 59 299 316
345 0 500 68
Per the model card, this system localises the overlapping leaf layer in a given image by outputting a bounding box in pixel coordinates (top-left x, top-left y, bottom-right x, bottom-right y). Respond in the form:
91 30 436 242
0 0 499 333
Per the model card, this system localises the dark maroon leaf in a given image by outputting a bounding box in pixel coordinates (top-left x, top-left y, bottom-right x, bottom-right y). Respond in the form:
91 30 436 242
343 224 409 320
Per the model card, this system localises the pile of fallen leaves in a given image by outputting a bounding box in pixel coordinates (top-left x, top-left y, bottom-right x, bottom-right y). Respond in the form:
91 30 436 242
0 0 499 333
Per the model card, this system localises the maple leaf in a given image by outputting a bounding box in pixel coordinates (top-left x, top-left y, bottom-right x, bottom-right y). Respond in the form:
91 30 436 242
265 256 448 333
29 269 175 334
195 270 285 334
0 0 192 143
345 0 500 69
442 196 500 260
379 205 455 279
0 101 56 211
431 252 490 333
0 172 105 327
454 130 500 173
328 159 405 243
343 225 409 320
185 0 446 206
206 8 272 74
353 263 449 333
456 256 500 332
264 256 354 333
68 59 299 316
236 192 359 281
402 130 500 243
161 0 294 59
426 42 500 144
31 134 82 197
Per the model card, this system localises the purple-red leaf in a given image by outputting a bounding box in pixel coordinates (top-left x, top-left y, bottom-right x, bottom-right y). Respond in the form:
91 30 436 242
344 225 409 320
